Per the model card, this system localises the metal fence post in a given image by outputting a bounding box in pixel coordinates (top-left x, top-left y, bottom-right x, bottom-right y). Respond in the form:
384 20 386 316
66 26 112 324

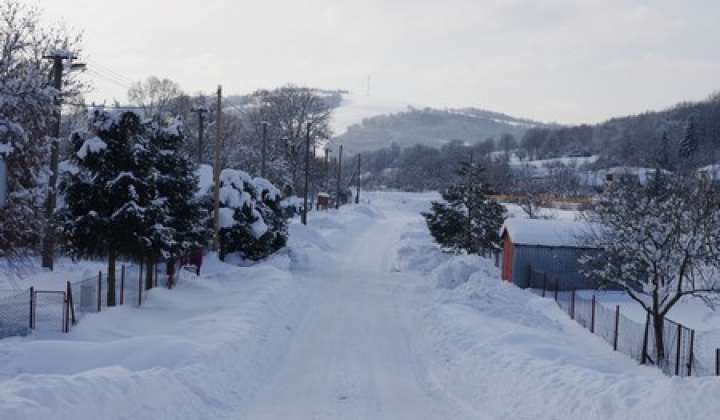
688 329 695 377
542 273 547 298
590 295 596 333
570 289 576 320
614 305 620 351
675 323 682 376
138 262 143 306
97 271 102 312
716 349 719 376
120 265 125 306
66 281 76 325
29 287 34 329
63 291 69 333
554 279 559 302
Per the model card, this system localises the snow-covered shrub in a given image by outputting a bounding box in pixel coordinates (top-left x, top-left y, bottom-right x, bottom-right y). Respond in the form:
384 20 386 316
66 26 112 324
212 170 289 261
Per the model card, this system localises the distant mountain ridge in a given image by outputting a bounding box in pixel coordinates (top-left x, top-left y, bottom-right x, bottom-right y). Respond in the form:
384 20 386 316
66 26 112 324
330 102 547 156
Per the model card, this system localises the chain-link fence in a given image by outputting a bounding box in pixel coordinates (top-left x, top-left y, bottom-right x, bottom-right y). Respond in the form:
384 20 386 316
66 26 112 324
528 264 704 377
0 261 171 340
0 289 30 338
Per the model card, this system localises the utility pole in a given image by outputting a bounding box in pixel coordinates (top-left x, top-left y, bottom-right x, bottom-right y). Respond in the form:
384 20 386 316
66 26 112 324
324 147 330 192
192 107 208 164
41 52 83 270
212 86 223 254
355 153 361 204
336 145 343 210
302 122 311 225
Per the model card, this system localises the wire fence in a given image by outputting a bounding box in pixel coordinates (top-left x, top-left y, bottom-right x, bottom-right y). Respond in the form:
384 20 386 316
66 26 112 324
528 264 712 377
0 289 31 338
0 259 182 340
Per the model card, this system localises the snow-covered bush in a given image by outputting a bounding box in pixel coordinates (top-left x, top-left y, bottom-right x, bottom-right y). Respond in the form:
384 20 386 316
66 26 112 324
212 170 289 261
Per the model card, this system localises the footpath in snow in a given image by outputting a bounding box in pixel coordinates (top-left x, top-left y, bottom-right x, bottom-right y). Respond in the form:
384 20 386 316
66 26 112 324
1 191 720 419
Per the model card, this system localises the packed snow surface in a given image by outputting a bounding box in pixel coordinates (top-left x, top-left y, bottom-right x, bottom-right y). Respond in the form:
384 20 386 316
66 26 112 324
2 191 720 419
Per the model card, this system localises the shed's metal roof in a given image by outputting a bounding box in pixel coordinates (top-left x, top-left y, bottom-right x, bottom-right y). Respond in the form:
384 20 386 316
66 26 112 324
501 218 594 248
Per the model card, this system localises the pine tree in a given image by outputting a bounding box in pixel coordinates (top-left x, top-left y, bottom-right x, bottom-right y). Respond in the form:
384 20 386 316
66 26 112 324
678 116 698 161
61 110 155 305
422 162 506 254
141 116 209 288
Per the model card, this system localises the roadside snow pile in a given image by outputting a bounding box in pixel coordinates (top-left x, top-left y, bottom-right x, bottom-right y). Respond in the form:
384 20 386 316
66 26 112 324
430 255 498 289
393 226 720 420
0 253 308 420
392 221 448 273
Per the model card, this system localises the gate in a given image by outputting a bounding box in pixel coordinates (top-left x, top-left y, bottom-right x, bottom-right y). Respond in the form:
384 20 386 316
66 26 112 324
31 290 68 332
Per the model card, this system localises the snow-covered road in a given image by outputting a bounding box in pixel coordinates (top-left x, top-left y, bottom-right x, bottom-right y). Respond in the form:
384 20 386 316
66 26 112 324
245 204 485 419
4 192 720 420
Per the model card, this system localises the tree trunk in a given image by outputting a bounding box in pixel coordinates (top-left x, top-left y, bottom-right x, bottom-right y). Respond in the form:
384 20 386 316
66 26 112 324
653 314 666 366
107 249 116 307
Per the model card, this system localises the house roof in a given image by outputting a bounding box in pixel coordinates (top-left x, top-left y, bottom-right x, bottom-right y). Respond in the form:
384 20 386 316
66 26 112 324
501 218 595 248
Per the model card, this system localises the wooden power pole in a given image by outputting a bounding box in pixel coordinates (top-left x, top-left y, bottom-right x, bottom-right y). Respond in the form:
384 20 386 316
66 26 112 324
212 86 222 254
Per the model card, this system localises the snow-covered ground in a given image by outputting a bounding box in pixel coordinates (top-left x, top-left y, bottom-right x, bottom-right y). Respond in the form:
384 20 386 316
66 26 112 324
2 191 720 419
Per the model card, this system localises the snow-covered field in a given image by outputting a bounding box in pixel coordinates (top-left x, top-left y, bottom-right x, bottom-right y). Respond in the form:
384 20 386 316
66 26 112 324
2 191 720 419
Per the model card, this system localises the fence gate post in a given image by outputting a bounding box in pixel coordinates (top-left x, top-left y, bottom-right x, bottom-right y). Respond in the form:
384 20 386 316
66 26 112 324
66 281 76 326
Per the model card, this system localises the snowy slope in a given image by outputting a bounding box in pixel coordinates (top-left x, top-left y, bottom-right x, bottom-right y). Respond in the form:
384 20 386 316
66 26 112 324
330 93 413 136
1 192 720 419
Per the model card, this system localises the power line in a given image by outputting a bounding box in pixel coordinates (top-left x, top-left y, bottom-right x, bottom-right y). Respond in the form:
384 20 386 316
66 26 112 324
84 59 135 85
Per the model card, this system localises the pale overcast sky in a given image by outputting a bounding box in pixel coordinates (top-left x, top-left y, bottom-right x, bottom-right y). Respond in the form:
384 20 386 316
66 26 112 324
32 0 720 125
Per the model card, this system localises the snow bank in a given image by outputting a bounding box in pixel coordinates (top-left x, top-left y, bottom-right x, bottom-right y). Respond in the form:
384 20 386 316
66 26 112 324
393 223 720 420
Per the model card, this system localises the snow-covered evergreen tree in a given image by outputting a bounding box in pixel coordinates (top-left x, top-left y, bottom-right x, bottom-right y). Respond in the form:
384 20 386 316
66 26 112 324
141 116 210 288
422 162 506 254
61 110 156 305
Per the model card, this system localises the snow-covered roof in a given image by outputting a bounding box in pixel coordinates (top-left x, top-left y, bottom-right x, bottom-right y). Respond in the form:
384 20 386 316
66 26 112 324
501 218 595 248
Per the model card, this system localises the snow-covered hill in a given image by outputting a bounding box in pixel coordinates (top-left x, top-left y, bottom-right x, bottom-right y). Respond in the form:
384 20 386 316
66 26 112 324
329 93 415 137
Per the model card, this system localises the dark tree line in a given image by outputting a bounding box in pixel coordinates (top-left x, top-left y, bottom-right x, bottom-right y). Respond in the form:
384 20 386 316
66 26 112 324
517 93 720 171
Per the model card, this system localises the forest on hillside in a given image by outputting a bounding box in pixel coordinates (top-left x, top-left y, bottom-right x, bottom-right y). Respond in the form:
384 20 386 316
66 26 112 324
348 93 720 193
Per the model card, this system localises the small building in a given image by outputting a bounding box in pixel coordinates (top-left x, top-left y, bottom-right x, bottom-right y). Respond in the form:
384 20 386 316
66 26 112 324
501 218 602 291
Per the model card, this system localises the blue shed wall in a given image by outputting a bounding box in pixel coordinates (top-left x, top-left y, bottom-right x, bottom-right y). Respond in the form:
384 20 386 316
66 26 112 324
510 245 601 290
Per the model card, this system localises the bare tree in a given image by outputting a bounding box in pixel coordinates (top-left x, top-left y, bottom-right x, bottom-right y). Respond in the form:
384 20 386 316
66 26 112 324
581 173 720 366
242 85 333 194
127 76 184 119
